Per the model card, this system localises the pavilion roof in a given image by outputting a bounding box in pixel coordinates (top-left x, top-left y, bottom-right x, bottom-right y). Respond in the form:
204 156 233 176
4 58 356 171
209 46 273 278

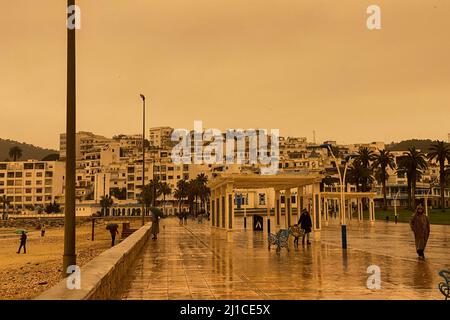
208 173 323 191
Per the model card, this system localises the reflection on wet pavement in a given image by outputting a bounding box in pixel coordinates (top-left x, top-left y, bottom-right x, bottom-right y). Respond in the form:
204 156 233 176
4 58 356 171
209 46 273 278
121 216 449 300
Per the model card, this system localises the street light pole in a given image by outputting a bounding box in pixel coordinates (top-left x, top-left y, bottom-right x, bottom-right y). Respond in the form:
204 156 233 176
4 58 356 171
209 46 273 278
140 94 146 226
63 0 77 276
326 146 350 249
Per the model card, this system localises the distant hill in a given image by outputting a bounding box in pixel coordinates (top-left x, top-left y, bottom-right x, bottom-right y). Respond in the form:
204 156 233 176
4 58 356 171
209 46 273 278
386 139 436 153
0 139 58 161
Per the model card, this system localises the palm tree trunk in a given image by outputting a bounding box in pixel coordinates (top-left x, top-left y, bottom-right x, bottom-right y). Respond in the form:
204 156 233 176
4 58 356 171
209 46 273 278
163 195 166 214
440 171 445 212
407 177 412 210
382 179 387 211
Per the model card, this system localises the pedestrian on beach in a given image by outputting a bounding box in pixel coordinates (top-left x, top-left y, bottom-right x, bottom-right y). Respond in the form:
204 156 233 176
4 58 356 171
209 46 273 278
17 231 27 254
40 225 46 237
109 227 119 246
298 208 312 245
410 203 430 259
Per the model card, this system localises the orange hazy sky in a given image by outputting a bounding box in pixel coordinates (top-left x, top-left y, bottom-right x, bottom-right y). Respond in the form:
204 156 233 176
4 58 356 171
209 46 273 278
0 0 449 149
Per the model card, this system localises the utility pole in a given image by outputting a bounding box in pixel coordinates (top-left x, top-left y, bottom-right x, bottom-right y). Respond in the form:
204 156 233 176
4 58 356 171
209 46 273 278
140 94 146 226
63 0 77 276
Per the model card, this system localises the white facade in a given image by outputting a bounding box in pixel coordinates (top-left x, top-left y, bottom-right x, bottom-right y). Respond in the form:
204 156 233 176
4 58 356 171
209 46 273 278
0 160 65 211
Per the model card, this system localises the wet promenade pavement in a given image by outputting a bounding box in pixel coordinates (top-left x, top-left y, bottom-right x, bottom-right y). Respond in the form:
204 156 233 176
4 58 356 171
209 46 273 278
121 216 449 300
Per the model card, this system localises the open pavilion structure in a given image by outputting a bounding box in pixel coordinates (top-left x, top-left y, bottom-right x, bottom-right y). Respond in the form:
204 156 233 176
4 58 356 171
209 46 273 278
208 173 379 239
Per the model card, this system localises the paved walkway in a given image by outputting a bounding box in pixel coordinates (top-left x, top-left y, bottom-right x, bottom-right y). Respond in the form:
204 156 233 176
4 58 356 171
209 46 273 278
120 216 450 300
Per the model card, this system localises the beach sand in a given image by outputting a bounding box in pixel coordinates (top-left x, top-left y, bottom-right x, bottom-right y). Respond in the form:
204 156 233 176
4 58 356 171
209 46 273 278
0 218 142 300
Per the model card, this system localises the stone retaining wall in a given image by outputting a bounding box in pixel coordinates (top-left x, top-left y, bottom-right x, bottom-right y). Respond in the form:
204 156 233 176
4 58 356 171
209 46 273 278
35 223 151 300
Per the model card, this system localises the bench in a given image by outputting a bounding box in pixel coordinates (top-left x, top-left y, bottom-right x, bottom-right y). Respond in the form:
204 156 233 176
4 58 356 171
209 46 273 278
268 229 290 252
438 269 450 300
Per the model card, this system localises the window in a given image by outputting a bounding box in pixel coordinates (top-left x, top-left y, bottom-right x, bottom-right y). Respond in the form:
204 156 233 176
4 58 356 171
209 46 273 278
36 180 43 185
25 180 32 186
26 172 32 177
15 172 22 178
259 193 266 205
36 172 43 177
24 163 34 170
25 189 32 194
36 188 43 194
7 172 14 178
7 180 14 186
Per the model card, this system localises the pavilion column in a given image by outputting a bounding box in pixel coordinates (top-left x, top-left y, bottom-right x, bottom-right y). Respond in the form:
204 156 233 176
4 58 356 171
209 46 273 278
348 199 352 221
285 189 292 227
275 190 281 228
266 189 271 234
221 186 226 228
297 186 304 216
211 188 215 227
369 198 375 224
216 187 221 228
225 183 234 230
312 183 321 239
323 198 329 226
358 198 363 222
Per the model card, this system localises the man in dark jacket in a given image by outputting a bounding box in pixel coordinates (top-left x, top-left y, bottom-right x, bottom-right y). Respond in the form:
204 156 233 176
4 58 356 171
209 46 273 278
298 209 312 245
109 227 119 246
17 231 27 254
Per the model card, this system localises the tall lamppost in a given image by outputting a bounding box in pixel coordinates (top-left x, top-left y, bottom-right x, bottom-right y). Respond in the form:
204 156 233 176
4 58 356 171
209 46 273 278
140 94 146 226
63 0 77 275
321 145 354 249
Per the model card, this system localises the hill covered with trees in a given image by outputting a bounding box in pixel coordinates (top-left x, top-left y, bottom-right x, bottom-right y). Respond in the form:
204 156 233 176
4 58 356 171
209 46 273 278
386 139 437 153
0 138 58 161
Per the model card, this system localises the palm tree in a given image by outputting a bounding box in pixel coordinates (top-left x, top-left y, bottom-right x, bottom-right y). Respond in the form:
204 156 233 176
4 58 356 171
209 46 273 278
195 173 210 212
140 184 155 212
355 146 376 168
347 161 374 192
372 149 396 210
148 176 162 206
160 182 172 214
397 147 428 209
100 195 113 216
9 146 23 161
174 180 189 213
427 140 450 212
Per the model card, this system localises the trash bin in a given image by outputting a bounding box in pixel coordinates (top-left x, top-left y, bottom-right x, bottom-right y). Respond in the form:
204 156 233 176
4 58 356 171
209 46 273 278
253 215 263 231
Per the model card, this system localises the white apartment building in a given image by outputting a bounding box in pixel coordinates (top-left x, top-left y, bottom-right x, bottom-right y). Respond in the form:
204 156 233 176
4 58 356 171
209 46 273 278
60 131 112 160
0 160 65 211
149 127 174 148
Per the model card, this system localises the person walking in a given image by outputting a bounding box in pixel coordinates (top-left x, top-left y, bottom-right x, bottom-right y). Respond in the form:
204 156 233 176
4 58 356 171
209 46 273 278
40 225 46 237
410 203 430 259
151 215 160 240
298 208 312 245
109 227 119 246
183 210 188 225
17 231 27 254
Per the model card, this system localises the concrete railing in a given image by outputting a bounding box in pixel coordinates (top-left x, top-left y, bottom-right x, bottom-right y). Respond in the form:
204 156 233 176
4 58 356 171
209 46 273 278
35 223 151 300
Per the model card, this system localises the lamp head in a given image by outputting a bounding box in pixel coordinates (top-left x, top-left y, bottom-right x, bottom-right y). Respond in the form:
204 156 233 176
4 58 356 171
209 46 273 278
140 94 146 101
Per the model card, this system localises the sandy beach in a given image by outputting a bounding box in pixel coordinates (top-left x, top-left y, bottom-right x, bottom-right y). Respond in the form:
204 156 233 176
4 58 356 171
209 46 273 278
0 218 142 300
